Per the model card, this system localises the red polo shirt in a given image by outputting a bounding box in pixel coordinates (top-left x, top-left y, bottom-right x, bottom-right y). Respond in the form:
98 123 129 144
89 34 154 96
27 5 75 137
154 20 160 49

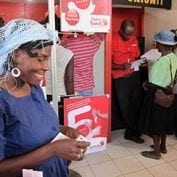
112 33 140 79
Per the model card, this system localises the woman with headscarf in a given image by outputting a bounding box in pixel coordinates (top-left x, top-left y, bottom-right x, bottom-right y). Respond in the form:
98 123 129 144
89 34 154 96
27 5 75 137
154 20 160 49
139 30 177 160
0 19 90 177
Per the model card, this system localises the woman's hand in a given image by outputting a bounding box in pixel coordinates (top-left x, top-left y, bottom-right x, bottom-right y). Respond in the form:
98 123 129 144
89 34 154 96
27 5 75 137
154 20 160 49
142 81 149 91
60 125 81 139
50 138 90 161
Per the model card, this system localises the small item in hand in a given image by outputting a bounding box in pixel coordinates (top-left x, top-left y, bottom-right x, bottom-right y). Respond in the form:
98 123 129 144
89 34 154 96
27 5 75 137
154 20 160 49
154 89 174 108
76 135 88 142
22 169 43 177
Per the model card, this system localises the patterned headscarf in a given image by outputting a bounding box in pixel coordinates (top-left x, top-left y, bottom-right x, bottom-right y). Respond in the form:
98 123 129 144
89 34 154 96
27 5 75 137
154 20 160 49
0 18 58 75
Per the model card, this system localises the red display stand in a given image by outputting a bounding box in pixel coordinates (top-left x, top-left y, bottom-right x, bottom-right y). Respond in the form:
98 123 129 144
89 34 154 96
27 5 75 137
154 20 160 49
64 95 110 153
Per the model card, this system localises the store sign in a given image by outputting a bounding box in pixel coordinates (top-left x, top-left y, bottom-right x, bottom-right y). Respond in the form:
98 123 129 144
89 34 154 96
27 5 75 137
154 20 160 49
64 95 110 154
113 0 172 10
60 0 111 33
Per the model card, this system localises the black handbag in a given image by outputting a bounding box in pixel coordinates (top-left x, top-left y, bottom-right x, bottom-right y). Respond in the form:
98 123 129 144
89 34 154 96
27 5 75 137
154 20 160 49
154 58 175 108
154 89 174 108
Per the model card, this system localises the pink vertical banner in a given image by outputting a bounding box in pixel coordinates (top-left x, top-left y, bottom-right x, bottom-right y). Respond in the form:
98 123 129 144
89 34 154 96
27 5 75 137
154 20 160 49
60 0 111 33
64 95 110 154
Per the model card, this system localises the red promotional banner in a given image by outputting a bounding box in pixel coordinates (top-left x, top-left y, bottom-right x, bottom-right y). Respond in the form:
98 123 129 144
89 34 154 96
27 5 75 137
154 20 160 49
64 95 110 154
60 0 111 33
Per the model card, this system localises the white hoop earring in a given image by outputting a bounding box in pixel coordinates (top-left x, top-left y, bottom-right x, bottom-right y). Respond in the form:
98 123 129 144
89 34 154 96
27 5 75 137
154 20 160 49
11 67 21 78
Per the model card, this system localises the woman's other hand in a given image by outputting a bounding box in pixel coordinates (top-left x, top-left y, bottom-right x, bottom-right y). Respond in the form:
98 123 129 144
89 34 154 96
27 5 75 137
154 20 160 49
50 138 90 161
142 81 149 91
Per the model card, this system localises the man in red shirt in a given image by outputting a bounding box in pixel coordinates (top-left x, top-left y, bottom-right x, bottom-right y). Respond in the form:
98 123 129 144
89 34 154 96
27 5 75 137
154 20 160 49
112 19 144 143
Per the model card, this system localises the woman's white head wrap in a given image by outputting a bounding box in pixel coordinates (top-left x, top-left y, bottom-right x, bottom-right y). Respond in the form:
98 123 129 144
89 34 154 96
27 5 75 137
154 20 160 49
0 18 58 75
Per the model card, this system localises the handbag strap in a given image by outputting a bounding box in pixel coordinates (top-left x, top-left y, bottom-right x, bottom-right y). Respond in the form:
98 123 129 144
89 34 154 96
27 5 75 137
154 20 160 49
168 57 176 88
169 58 173 87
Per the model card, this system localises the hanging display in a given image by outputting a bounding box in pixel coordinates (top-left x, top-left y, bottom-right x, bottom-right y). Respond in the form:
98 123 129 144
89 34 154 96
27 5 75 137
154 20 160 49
60 0 111 33
64 95 110 154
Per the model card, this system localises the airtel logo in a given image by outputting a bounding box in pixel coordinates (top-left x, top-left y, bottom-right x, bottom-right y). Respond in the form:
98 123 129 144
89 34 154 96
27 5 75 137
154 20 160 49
65 9 80 25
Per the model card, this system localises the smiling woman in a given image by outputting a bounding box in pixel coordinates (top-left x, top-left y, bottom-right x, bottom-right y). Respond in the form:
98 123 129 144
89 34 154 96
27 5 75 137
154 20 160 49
9 43 52 88
0 19 56 93
0 18 90 177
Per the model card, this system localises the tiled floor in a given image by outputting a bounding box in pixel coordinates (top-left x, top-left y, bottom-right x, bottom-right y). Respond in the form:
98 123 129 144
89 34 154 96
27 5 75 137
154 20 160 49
70 129 177 177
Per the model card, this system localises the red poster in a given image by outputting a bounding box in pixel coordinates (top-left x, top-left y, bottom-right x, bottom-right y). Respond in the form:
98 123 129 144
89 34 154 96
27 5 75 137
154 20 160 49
60 0 111 33
64 95 109 154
